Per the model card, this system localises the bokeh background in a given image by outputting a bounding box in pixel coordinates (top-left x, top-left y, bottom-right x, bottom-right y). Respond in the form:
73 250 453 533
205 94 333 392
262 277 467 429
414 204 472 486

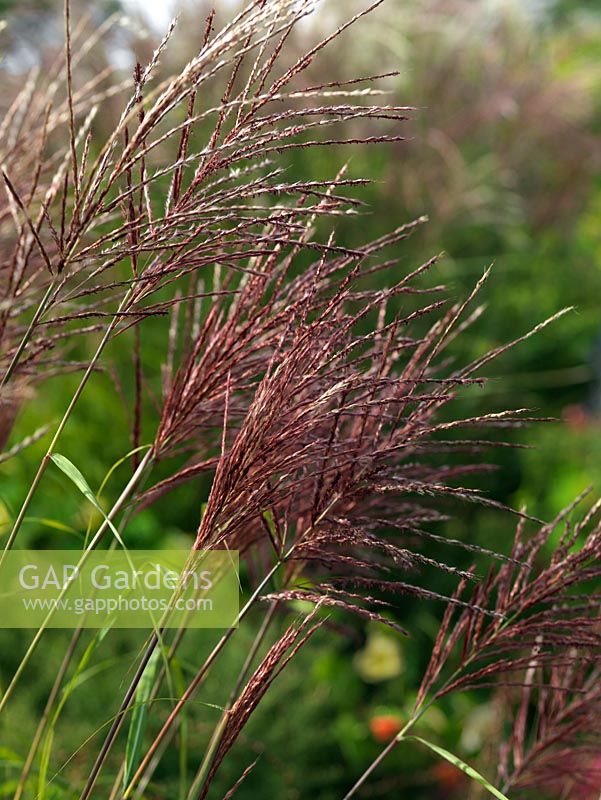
1 1 600 797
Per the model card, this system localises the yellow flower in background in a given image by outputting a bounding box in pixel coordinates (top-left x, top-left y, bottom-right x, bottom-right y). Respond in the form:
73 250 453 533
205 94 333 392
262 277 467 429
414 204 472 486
0 500 11 535
459 703 498 754
354 631 403 683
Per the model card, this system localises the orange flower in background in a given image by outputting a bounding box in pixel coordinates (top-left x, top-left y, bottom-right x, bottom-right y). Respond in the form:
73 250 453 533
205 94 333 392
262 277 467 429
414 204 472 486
369 714 403 743
432 761 466 794
563 403 590 430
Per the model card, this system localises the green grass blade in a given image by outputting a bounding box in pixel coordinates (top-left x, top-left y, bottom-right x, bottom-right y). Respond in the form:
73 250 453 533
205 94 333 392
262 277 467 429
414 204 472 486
123 648 160 790
406 736 511 800
36 627 111 800
50 454 98 508
51 453 131 553
96 445 152 500
37 730 53 800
